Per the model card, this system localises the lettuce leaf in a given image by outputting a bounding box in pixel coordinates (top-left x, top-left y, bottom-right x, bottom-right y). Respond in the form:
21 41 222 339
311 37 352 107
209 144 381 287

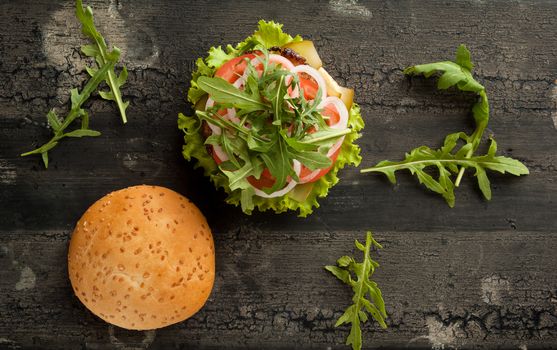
237 20 302 51
179 20 363 216
206 45 236 69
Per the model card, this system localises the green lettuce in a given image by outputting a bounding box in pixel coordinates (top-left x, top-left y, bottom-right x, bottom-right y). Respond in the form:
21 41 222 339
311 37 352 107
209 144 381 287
178 20 363 217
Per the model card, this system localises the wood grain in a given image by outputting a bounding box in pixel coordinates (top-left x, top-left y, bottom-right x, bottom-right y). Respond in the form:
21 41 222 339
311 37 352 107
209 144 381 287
1 0 556 349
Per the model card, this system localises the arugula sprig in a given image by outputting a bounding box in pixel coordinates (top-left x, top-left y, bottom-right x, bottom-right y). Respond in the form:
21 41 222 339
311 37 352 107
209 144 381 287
20 58 117 167
361 45 528 207
326 231 387 350
77 0 129 124
21 0 128 168
195 48 350 212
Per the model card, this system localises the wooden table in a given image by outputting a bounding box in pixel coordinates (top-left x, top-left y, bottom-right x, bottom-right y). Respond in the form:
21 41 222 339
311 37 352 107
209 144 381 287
1 0 556 348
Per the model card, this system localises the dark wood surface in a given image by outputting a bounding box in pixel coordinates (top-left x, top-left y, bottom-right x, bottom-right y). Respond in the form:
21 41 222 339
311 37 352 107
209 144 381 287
1 0 556 349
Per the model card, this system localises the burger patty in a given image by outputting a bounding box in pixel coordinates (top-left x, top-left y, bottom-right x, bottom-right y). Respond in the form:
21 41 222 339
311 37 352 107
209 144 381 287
269 46 307 66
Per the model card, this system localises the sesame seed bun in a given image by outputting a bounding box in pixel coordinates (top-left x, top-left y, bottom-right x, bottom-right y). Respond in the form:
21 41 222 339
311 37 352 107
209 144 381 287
68 185 215 330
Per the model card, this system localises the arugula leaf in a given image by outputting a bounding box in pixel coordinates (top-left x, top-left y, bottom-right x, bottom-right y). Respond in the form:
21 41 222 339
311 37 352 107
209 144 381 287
301 128 352 146
76 0 129 124
455 44 474 71
325 231 387 350
287 147 331 171
197 76 269 111
63 129 101 138
221 162 256 191
22 0 128 167
271 75 287 124
361 45 528 206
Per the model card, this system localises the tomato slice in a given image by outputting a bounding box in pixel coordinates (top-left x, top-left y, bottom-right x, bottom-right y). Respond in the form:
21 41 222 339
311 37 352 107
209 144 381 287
247 168 276 190
215 53 256 83
299 76 318 100
322 103 340 126
297 145 342 183
210 147 223 165
297 164 314 180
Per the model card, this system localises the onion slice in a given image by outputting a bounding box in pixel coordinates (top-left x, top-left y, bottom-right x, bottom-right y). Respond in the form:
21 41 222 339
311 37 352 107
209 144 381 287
250 54 296 72
205 98 222 136
298 168 321 184
205 98 240 133
212 144 229 163
328 137 344 157
204 98 229 162
233 75 246 89
290 65 328 100
252 160 301 198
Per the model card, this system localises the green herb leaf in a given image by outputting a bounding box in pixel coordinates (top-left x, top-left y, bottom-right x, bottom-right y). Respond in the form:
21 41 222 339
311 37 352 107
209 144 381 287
325 265 350 284
455 44 474 71
260 137 292 192
21 58 116 163
22 0 128 167
288 147 331 171
301 128 352 146
221 163 255 191
46 110 61 132
41 152 49 168
325 231 387 350
197 76 269 112
475 167 491 200
76 0 129 123
64 129 101 138
362 45 528 206
361 137 528 207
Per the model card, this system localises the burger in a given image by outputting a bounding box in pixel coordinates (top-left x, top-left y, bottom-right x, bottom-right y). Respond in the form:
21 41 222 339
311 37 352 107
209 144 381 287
178 20 364 217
